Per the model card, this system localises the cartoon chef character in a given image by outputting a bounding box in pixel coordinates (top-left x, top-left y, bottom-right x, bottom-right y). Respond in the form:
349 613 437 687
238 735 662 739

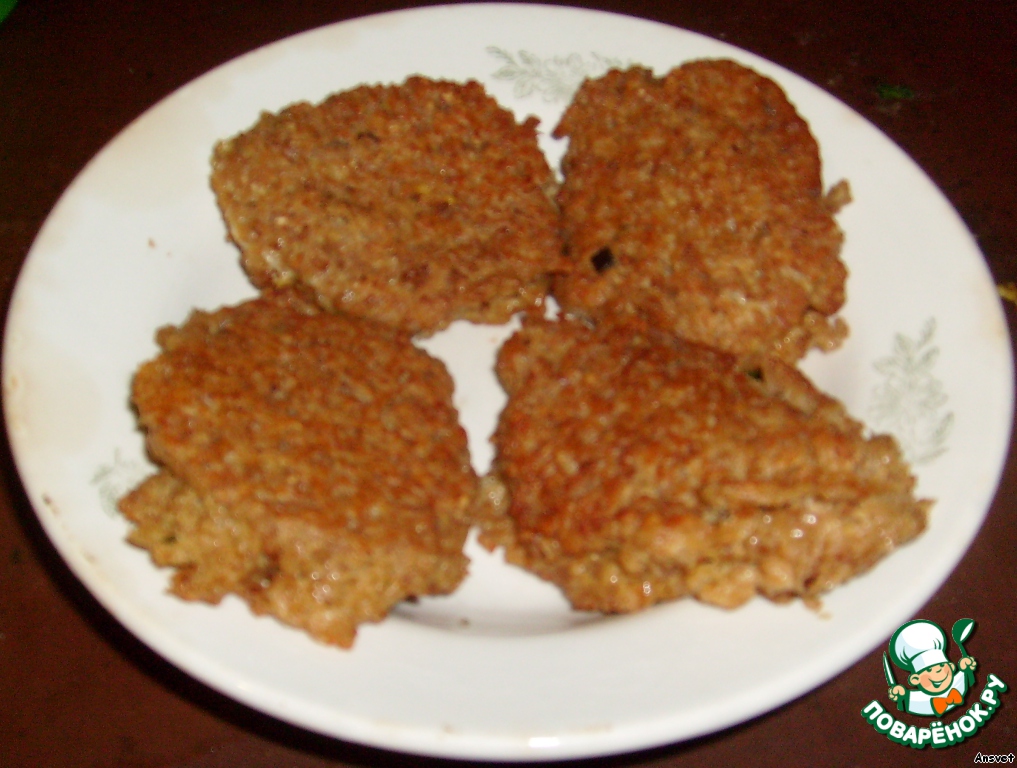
887 619 977 716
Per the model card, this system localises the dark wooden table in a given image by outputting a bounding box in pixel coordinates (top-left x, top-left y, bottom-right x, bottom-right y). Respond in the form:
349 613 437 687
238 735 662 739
2 1 1015 766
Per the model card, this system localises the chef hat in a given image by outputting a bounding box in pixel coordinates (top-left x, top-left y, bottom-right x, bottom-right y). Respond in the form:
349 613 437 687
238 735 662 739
890 620 949 674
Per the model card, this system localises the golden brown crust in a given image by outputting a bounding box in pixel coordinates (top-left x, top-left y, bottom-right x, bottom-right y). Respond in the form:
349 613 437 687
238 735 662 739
120 65 925 639
551 61 849 361
211 77 565 336
482 315 929 613
120 290 476 646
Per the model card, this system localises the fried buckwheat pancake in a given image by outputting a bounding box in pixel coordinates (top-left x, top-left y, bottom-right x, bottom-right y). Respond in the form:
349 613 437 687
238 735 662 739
119 290 475 647
552 60 850 362
481 316 930 613
211 77 565 336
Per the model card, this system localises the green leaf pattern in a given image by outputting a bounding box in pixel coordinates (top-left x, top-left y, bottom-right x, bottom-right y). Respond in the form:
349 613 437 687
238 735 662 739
92 449 150 517
868 318 953 465
488 47 626 102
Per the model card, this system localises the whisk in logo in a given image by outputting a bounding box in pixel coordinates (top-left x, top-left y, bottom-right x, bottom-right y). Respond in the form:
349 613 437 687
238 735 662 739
860 618 1008 749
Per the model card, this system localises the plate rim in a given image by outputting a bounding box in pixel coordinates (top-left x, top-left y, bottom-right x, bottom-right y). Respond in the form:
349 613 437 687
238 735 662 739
3 2 1013 761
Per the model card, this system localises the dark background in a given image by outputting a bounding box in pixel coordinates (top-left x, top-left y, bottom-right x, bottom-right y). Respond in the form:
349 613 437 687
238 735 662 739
1 1 1014 766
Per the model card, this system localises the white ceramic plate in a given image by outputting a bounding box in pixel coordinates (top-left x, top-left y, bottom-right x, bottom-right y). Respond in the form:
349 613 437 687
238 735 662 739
3 3 1012 761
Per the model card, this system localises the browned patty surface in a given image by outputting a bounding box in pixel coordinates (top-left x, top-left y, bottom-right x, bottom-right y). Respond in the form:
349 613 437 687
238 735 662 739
481 315 929 612
551 60 849 361
211 77 565 336
120 289 476 647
